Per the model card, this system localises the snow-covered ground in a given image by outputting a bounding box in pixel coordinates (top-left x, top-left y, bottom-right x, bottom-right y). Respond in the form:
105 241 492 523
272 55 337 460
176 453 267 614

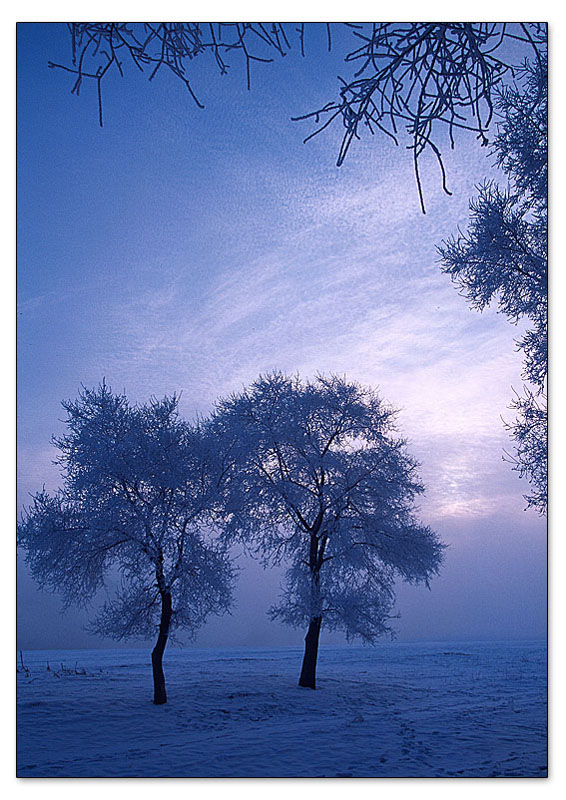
17 641 547 778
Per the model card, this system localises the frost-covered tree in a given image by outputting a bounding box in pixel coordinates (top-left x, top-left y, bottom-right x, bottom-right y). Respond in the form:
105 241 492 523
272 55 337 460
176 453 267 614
214 373 444 689
18 384 234 704
438 55 547 513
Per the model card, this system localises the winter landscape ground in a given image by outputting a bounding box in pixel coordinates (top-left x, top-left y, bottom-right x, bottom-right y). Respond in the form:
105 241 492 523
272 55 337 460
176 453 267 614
17 641 546 778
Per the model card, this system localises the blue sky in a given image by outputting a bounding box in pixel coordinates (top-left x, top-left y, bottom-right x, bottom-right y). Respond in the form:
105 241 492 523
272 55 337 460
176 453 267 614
17 23 546 649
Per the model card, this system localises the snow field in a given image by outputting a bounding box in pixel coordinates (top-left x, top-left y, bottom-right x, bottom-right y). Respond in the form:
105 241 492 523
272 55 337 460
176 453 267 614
17 641 547 778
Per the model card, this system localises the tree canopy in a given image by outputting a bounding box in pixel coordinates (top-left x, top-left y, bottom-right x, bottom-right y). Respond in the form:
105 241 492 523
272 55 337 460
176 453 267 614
17 384 234 703
438 56 547 513
213 373 444 688
19 375 445 693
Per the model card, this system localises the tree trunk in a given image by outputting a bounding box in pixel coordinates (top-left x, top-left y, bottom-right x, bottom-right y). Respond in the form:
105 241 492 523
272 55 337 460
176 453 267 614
151 590 172 705
298 616 322 689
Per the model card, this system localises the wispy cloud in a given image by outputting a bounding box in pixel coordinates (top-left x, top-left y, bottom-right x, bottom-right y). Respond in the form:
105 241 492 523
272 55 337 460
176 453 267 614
89 166 528 524
18 135 530 524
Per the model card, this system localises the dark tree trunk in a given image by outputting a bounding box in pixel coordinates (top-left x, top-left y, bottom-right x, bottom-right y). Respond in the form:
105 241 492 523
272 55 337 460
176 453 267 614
298 615 322 689
151 590 172 705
